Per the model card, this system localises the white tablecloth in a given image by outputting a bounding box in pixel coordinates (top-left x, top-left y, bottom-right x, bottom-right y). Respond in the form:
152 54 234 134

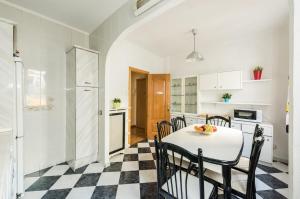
162 124 243 165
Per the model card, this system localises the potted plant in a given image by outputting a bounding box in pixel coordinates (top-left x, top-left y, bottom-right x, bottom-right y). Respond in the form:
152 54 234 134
112 98 121 109
253 66 263 80
222 93 232 103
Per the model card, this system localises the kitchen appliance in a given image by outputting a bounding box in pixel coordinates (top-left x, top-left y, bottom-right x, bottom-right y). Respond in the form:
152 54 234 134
234 109 262 123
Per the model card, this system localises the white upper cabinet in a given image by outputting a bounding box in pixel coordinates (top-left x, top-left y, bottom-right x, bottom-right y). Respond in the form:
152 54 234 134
76 48 99 87
199 71 242 90
218 71 242 90
199 73 218 90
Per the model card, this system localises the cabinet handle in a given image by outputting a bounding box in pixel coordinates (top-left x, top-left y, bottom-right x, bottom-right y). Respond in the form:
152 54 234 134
84 89 92 91
84 82 91 84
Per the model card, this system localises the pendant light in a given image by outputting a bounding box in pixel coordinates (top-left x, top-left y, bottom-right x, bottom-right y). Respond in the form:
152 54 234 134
186 29 204 62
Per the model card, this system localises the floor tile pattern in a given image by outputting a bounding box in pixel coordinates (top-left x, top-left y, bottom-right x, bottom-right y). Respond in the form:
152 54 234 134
24 141 289 199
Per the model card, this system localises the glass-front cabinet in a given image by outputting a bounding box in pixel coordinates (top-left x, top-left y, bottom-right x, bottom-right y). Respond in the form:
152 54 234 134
171 78 183 113
184 77 197 114
171 76 198 114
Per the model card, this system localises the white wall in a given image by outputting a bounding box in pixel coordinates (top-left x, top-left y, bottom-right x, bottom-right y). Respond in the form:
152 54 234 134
168 26 289 161
0 2 89 174
107 40 166 107
106 39 166 146
90 0 184 165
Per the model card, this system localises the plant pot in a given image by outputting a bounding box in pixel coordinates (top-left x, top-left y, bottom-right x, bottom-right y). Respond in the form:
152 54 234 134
113 102 121 109
253 70 262 80
223 98 230 103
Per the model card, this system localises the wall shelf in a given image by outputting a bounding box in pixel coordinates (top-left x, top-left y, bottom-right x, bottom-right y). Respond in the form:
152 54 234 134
243 79 272 83
200 101 272 106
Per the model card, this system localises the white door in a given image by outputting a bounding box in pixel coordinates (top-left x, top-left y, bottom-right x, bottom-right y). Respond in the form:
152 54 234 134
199 73 218 90
76 48 99 87
218 71 242 90
76 87 98 159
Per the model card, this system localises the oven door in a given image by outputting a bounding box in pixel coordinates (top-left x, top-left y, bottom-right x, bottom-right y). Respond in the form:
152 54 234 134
234 110 257 121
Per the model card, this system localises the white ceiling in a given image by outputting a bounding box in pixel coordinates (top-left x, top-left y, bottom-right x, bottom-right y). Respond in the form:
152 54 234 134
125 0 289 57
5 0 129 33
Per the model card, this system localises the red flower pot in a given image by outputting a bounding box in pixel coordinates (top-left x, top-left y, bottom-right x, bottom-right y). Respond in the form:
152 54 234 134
253 70 262 80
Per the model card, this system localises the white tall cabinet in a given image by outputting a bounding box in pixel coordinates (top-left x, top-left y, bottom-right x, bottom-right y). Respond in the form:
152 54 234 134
66 46 99 170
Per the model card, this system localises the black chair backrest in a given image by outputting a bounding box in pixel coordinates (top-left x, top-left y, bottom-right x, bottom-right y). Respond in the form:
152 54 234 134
173 115 187 131
157 121 174 142
154 137 206 199
246 137 265 199
206 115 231 128
251 124 264 155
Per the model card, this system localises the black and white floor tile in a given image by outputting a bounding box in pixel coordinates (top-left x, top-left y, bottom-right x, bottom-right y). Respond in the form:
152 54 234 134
24 140 289 199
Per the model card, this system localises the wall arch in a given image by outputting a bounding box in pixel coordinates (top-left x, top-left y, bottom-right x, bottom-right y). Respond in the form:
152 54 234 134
89 0 185 165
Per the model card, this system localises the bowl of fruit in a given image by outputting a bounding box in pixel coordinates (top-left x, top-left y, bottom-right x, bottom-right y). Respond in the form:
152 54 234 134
194 124 217 135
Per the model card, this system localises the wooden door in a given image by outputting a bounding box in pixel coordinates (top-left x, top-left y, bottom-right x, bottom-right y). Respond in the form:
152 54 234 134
147 74 170 139
136 78 147 129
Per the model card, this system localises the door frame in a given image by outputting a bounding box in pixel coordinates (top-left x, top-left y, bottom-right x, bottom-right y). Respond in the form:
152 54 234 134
128 67 149 144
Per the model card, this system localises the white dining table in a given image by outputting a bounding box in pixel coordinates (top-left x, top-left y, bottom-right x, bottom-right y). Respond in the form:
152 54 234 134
162 124 244 199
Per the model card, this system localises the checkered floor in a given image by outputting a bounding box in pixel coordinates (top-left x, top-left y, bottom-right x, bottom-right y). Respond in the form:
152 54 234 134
24 140 289 199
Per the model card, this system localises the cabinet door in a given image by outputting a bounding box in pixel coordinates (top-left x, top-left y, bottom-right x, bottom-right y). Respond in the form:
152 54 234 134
199 73 218 90
76 48 99 87
171 78 183 113
109 113 125 153
76 87 98 159
218 71 242 90
198 119 205 125
242 132 253 158
231 122 241 130
260 136 273 163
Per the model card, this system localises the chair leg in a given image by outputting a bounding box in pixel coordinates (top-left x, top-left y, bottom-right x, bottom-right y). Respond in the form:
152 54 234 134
253 180 256 199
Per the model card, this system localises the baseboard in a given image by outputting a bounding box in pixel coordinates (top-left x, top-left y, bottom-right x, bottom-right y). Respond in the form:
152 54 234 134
273 157 289 164
68 153 98 171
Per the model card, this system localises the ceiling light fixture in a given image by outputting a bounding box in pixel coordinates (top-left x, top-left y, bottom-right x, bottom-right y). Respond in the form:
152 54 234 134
186 29 204 62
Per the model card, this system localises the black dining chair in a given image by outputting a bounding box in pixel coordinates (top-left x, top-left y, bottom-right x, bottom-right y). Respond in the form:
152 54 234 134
206 115 231 128
157 120 174 142
154 137 218 199
232 124 264 198
233 124 264 173
204 137 265 199
173 115 187 131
